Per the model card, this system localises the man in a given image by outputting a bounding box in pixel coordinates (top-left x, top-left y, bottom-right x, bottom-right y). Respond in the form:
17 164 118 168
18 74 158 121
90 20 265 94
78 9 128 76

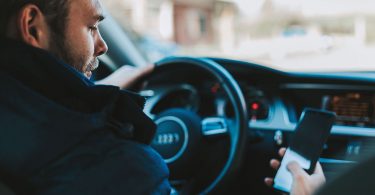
0 0 170 194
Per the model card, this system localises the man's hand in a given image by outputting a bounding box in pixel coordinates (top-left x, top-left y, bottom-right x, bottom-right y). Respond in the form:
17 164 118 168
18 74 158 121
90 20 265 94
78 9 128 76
265 148 326 195
287 160 325 195
96 64 154 89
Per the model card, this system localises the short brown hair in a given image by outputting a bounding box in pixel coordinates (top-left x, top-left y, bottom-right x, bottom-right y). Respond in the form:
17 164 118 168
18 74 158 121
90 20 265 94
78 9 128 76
0 0 70 38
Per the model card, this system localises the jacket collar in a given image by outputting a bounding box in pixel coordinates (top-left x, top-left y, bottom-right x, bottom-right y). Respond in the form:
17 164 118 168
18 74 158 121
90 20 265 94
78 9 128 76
0 38 156 144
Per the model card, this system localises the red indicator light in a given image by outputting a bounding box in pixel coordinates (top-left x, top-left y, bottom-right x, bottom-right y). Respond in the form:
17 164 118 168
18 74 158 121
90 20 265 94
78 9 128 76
211 83 220 94
252 103 259 110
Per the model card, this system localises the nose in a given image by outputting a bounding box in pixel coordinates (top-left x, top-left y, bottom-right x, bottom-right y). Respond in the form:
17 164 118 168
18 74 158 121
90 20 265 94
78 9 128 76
95 31 108 56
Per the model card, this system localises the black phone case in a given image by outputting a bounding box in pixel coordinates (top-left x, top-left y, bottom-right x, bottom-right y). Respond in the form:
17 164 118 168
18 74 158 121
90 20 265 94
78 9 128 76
289 108 336 174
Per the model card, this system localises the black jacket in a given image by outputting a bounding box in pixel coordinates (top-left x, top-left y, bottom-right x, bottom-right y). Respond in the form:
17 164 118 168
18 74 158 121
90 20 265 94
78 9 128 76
0 38 170 195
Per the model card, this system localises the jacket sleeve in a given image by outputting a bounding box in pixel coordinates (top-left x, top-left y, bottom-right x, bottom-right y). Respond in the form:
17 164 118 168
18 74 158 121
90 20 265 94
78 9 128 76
32 137 171 195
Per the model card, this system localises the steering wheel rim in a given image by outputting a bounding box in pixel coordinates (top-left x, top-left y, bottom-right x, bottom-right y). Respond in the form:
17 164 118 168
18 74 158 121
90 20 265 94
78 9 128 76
148 57 248 194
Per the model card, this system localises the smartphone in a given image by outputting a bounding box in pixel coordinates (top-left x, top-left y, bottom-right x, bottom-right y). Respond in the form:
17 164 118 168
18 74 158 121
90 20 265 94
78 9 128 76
273 108 336 193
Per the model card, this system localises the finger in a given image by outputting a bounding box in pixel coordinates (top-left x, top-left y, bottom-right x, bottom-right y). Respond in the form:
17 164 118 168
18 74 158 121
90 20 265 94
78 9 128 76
287 161 307 178
264 177 274 187
119 65 135 71
279 147 287 157
313 162 324 175
270 159 280 170
119 65 151 76
139 64 154 75
147 63 156 72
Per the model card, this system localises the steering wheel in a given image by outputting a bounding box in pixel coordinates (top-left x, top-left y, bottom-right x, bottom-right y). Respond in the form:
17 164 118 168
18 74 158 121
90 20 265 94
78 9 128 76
139 57 248 194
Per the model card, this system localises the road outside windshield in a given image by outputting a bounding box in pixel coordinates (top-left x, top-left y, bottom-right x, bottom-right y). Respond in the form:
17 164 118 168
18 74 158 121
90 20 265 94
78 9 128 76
103 0 375 72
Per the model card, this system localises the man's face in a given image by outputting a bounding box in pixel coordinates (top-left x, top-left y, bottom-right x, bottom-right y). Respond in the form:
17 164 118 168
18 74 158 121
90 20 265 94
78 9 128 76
50 0 108 78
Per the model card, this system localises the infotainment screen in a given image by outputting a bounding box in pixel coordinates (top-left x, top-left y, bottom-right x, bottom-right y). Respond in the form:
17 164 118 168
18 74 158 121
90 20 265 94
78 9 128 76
322 93 375 127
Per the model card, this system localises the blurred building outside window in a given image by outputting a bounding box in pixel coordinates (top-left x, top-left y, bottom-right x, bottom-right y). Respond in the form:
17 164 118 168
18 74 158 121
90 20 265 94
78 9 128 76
102 0 375 72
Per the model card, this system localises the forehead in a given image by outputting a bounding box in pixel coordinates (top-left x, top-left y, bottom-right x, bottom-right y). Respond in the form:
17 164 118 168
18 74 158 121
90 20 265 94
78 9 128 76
68 0 103 20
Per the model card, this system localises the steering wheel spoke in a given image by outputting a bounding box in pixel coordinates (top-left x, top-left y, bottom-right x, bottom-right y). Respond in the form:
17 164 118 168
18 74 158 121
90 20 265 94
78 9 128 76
201 117 229 137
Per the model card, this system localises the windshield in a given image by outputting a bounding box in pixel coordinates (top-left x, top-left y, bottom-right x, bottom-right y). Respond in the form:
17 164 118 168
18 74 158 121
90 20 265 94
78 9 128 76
103 0 375 72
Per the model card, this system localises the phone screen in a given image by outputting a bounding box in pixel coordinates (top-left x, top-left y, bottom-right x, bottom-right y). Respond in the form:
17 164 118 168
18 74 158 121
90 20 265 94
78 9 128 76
273 108 336 192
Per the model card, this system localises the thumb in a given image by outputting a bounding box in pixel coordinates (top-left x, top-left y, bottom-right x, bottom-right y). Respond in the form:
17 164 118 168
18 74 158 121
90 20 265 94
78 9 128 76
142 64 155 74
287 161 307 178
313 162 324 175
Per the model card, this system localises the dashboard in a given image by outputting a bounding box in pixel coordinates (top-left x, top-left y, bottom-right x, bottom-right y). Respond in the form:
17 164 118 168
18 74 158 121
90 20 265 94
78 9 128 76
219 59 375 137
283 85 375 128
143 59 375 138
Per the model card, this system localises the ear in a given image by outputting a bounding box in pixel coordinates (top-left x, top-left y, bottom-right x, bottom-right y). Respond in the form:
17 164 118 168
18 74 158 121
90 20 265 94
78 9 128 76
17 4 50 49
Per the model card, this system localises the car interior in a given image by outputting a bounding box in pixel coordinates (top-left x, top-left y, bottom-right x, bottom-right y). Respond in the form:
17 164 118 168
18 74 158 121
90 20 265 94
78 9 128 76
2 0 375 194
91 1 375 194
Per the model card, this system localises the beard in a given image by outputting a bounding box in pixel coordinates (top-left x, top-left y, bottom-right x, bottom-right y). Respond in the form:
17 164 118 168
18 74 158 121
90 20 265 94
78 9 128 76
84 58 99 78
48 32 98 78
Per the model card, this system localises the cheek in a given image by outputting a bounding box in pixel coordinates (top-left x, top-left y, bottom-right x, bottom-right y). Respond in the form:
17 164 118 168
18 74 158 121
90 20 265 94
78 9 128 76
82 31 96 57
73 30 96 59
64 25 97 66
